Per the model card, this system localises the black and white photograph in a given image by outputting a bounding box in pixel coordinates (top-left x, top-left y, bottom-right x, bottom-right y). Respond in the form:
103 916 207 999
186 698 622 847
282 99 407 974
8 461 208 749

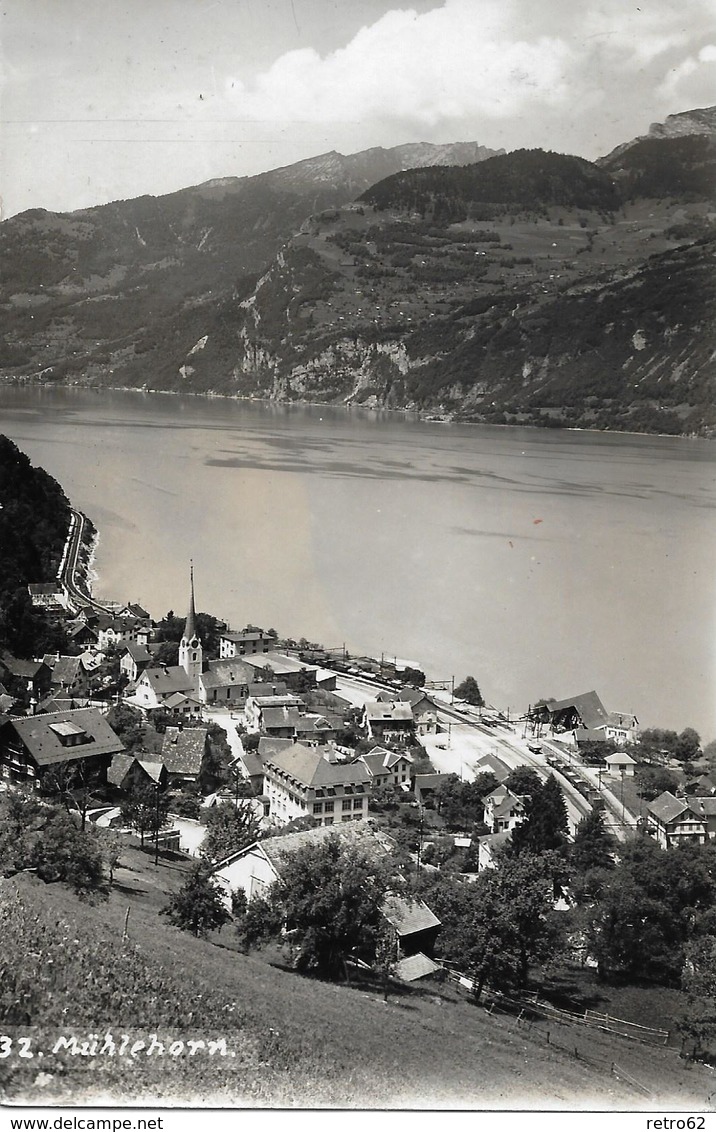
0 0 715 1114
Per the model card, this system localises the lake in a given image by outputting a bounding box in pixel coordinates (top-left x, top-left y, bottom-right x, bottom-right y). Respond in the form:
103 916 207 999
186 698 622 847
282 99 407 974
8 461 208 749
1 385 715 741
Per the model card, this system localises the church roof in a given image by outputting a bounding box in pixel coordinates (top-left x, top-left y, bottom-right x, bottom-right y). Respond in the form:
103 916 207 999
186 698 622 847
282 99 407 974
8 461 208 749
183 565 198 643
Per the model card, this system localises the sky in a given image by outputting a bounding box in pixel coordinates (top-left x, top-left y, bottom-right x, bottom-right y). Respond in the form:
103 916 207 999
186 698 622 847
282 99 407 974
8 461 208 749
1 0 715 217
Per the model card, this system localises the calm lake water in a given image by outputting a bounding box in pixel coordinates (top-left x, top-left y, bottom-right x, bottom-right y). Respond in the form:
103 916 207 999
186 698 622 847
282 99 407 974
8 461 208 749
1 385 715 740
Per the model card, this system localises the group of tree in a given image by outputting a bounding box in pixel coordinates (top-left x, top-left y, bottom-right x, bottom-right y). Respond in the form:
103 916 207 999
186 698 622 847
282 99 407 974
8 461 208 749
454 676 484 707
0 435 71 658
637 726 701 763
0 792 111 897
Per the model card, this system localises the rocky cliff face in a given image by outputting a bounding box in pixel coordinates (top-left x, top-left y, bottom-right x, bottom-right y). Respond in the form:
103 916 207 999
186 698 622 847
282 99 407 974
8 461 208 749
186 141 715 435
0 140 499 391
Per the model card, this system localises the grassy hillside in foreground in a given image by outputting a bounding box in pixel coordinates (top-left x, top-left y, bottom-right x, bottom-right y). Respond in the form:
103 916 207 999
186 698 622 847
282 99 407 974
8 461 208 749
1 863 714 1109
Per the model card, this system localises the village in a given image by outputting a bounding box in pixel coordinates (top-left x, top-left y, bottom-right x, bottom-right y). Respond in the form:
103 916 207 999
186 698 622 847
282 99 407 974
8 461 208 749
2 510 713 911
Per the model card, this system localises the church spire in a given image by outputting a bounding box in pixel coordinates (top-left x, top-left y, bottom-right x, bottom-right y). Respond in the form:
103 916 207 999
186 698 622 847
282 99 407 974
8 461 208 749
184 561 197 643
179 562 202 692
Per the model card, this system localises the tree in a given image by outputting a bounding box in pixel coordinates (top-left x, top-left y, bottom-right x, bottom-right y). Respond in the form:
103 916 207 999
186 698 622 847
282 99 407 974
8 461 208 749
200 800 262 864
106 703 146 753
39 760 95 831
510 775 569 856
242 834 395 979
635 765 679 801
679 936 716 1060
421 853 565 998
95 827 123 886
31 811 106 898
454 676 484 707
569 800 615 875
587 836 715 985
162 862 231 937
504 766 542 798
120 784 170 847
675 727 701 763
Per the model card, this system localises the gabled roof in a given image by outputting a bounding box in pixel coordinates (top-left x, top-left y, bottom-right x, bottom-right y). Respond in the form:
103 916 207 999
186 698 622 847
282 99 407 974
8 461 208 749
647 791 690 824
364 701 414 723
250 694 304 709
686 796 716 818
119 642 152 663
492 792 524 820
6 708 124 767
547 691 609 730
382 895 441 937
604 752 637 766
606 711 639 729
221 630 271 643
140 666 195 695
257 736 294 760
261 707 302 731
49 656 83 685
135 758 165 784
241 652 318 676
474 753 511 783
393 952 441 983
414 773 452 791
160 691 203 710
241 751 265 779
0 652 48 679
161 726 208 775
107 752 135 788
359 746 413 776
200 660 254 689
257 822 395 874
266 743 371 789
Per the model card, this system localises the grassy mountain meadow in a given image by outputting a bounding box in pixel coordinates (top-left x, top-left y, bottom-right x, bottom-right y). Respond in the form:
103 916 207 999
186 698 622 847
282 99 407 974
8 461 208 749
1 110 715 435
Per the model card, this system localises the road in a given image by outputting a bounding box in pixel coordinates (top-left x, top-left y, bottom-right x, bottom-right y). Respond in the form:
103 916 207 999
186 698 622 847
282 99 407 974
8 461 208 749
59 508 111 616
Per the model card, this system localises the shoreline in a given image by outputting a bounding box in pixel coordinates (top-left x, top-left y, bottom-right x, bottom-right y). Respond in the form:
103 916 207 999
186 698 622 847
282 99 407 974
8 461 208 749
5 376 711 444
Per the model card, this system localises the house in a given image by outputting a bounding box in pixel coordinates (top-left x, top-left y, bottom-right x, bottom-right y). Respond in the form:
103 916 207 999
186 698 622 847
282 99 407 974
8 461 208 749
482 786 525 834
603 712 640 745
473 753 511 784
413 773 453 805
107 752 167 793
293 713 342 746
130 666 196 710
645 791 707 848
0 708 123 788
538 691 609 736
686 775 716 797
211 824 440 965
381 894 441 957
28 582 72 612
244 694 305 733
477 831 512 871
157 691 204 722
96 615 151 651
119 642 152 684
685 796 716 839
66 619 99 648
0 653 53 704
604 752 637 777
219 630 273 658
240 652 319 692
161 726 209 785
263 742 372 826
198 659 256 706
363 701 414 742
356 746 414 789
46 655 87 697
376 688 439 733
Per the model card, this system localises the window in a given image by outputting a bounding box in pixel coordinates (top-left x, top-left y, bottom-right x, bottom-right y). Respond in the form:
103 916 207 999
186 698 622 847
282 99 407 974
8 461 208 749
312 802 323 815
324 817 334 826
353 798 363 809
342 799 352 811
325 801 334 813
341 814 353 822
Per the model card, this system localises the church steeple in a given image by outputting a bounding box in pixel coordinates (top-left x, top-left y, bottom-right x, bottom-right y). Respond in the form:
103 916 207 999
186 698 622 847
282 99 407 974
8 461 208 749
179 563 202 692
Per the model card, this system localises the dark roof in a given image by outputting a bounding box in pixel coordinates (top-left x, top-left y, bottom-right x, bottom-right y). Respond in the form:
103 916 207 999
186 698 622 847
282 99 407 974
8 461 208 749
7 708 124 767
382 895 441 936
161 727 207 775
221 631 271 643
0 652 48 679
547 691 609 730
120 642 152 663
360 747 413 775
266 743 372 789
474 753 511 782
28 583 63 595
414 773 452 791
241 751 265 779
647 791 690 824
252 695 304 708
49 656 83 685
686 797 716 818
261 707 302 731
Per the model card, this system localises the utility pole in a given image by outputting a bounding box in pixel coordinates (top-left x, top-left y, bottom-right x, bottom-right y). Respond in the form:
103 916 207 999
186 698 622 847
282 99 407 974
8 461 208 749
416 807 424 875
451 675 455 705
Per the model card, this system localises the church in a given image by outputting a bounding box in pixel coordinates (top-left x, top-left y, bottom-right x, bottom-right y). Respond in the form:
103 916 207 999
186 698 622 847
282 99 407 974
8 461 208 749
128 568 256 711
